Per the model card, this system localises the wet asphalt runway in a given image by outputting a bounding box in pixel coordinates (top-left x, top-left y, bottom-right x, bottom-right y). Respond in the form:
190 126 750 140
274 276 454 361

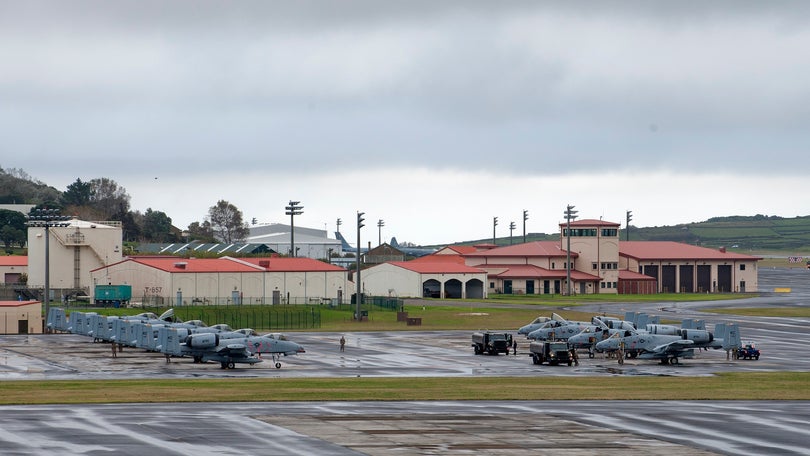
0 267 808 455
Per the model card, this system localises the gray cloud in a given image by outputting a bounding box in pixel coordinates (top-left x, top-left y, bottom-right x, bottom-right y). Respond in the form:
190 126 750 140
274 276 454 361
2 0 810 183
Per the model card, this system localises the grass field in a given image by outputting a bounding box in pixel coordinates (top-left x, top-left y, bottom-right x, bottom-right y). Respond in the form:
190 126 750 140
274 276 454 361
1 373 807 405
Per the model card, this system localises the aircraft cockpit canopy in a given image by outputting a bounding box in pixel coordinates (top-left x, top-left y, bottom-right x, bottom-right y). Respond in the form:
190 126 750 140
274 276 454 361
186 320 208 327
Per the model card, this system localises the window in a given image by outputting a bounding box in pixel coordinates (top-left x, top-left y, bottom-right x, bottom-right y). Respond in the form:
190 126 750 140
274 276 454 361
600 282 605 288
740 264 746 271
601 228 618 236
592 263 598 270
551 262 555 269
489 282 495 289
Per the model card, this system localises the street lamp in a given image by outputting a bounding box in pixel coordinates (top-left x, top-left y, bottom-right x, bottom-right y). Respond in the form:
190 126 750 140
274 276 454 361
27 208 71 332
285 200 303 257
509 221 516 245
336 217 342 233
564 204 578 296
356 211 365 321
377 219 384 246
492 216 498 244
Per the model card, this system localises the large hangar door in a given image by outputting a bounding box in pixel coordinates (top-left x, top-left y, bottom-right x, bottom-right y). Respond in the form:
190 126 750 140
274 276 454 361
717 265 732 292
679 265 694 293
465 279 484 299
697 265 711 292
661 265 676 293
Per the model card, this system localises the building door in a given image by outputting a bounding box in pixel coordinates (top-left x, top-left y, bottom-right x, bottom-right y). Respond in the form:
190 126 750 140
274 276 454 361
579 282 586 294
526 280 535 294
543 280 550 294
504 280 513 294
739 280 746 293
272 290 281 305
18 320 28 334
717 265 732 292
553 280 561 294
696 265 711 292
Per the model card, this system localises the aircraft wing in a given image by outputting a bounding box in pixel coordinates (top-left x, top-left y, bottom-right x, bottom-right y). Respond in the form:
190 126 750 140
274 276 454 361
650 339 694 355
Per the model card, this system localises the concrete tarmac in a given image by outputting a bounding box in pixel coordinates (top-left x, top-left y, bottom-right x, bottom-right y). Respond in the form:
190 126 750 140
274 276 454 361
0 267 808 455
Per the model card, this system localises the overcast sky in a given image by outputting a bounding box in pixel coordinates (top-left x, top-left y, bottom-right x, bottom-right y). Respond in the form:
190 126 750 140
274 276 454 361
2 1 808 245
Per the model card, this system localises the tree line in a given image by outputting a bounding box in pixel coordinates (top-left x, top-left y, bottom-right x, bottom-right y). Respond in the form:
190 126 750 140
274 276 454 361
0 167 249 249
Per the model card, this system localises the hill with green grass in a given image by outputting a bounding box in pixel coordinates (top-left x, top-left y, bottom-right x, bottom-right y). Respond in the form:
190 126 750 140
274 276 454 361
449 215 810 254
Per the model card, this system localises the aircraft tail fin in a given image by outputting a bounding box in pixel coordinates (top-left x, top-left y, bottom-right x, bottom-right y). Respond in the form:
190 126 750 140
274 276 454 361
335 231 354 251
47 307 68 332
682 319 706 330
390 237 399 248
715 323 742 350
157 326 187 356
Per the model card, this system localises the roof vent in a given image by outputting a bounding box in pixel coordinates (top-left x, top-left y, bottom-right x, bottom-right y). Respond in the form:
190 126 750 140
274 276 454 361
174 262 188 269
719 246 726 253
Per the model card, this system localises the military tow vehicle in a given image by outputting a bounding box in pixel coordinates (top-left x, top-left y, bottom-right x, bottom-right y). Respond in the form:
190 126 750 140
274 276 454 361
529 341 573 366
737 343 760 360
472 331 513 355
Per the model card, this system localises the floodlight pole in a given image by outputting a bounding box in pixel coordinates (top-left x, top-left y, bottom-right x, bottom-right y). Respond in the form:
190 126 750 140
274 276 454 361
285 200 303 257
377 219 384 246
356 211 365 321
492 217 498 244
564 204 578 296
626 210 633 241
27 209 71 332
523 209 528 243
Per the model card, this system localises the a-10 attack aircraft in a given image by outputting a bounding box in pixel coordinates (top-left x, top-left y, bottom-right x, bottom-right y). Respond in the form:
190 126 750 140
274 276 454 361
47 307 305 369
158 329 305 369
595 323 741 365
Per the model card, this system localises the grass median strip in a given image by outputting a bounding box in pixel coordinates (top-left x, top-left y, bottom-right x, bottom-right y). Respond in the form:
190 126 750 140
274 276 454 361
7 373 809 405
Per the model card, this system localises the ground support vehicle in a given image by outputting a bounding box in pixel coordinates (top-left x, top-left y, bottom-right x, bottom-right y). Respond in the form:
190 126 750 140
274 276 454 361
529 341 573 366
737 343 760 360
472 332 513 355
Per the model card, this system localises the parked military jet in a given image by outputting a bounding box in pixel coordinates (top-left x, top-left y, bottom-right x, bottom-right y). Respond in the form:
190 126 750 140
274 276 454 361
595 324 740 365
517 316 552 335
159 329 305 369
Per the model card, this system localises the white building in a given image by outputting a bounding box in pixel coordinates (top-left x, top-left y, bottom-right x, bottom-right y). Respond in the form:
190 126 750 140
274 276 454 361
27 219 123 295
247 223 342 259
91 256 350 305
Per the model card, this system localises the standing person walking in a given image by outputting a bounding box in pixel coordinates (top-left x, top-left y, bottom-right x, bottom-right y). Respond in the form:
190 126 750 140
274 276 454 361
339 335 346 352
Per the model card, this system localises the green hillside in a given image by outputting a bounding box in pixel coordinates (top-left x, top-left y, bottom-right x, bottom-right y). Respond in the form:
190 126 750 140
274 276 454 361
448 215 810 254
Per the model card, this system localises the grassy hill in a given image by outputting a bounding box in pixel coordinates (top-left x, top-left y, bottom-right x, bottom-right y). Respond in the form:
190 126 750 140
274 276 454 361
446 215 810 254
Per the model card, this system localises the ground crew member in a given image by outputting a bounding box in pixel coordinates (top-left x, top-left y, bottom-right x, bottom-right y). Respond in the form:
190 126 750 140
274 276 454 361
571 347 579 366
111 342 117 358
512 339 517 356
340 335 346 352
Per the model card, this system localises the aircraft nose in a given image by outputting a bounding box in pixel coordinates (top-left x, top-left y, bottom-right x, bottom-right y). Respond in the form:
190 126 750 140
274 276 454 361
296 345 305 353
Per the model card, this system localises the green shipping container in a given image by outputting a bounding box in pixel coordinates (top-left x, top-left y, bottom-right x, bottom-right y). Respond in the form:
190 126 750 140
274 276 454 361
94 284 132 306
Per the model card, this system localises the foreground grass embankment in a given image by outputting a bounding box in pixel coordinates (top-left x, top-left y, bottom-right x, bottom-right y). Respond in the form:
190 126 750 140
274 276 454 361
2 373 808 405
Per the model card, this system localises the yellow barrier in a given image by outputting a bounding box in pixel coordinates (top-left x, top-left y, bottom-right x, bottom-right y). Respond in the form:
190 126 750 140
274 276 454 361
774 287 792 293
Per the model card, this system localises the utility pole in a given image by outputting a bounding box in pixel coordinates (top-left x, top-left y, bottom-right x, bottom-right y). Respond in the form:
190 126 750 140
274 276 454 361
492 216 498 245
509 221 516 245
564 204 578 296
377 219 384 246
626 210 633 241
523 209 529 243
27 208 71 332
336 217 342 233
356 211 365 321
285 201 303 257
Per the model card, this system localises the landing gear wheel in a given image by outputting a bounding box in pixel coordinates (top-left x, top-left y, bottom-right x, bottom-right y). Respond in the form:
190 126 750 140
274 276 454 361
227 362 235 369
275 362 282 369
220 362 227 369
588 351 595 359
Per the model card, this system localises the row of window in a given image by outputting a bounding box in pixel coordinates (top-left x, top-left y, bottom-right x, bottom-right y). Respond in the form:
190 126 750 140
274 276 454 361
592 262 618 270
563 228 619 237
600 281 618 289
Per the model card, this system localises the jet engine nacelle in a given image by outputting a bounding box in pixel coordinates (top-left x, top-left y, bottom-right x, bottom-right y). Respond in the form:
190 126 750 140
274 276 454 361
679 329 713 344
644 324 681 335
185 333 220 348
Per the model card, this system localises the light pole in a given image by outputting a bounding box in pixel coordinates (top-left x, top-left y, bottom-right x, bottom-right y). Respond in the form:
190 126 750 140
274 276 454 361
285 200 303 257
523 209 529 243
356 211 365 321
377 219 384 246
27 208 71 332
626 210 633 241
492 216 498 244
509 221 516 245
336 217 342 233
564 204 578 296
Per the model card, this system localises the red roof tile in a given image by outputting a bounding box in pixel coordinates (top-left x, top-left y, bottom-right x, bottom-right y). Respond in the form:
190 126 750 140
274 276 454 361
463 241 573 258
409 254 467 265
620 241 761 261
0 300 40 307
387 261 485 274
237 257 345 272
559 219 621 227
0 256 27 267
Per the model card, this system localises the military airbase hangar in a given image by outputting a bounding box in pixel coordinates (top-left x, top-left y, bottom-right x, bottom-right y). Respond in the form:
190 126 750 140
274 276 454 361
11 216 761 317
